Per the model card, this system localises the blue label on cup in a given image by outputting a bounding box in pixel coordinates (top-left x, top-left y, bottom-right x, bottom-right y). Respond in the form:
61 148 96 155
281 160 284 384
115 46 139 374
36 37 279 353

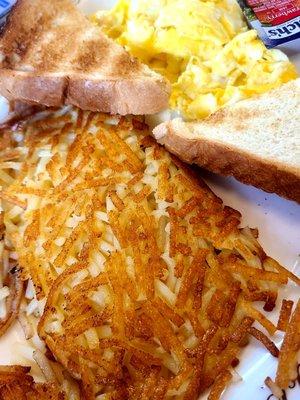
0 0 16 21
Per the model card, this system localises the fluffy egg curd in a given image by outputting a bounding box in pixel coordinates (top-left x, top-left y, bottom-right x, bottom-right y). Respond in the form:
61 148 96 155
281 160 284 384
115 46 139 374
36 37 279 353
92 0 298 120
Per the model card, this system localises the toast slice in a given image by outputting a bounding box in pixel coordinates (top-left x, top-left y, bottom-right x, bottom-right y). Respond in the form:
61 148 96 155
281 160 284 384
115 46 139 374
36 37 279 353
0 0 170 115
154 78 300 203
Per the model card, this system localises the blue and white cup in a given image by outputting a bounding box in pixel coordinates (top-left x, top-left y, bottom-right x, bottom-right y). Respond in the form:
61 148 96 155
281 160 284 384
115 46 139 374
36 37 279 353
0 0 16 27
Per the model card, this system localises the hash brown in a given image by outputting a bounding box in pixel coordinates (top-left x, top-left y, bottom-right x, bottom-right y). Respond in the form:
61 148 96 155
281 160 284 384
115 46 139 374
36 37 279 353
1 109 299 399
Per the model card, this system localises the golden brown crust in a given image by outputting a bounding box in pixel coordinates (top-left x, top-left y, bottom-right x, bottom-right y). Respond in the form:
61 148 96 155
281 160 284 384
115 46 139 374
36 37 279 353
154 123 300 203
67 76 170 115
0 69 170 114
0 0 57 66
0 0 170 115
0 70 67 106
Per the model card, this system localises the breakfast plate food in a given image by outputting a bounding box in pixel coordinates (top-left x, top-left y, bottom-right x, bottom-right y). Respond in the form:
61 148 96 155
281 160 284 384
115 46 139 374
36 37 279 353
0 1 299 400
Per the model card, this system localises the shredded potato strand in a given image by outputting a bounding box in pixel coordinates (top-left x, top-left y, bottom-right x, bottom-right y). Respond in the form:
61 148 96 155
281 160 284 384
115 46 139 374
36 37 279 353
275 299 300 389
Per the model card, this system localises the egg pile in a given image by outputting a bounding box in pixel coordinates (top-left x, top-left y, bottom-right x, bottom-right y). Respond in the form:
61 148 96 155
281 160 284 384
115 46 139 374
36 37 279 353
93 0 297 120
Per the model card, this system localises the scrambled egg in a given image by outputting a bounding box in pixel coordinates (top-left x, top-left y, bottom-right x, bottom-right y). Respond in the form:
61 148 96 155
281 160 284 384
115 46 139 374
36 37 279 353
93 0 297 120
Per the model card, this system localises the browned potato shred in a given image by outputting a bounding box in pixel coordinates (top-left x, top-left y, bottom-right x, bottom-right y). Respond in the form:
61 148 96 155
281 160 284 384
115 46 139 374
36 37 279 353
276 299 300 389
0 270 23 337
0 108 299 399
277 299 294 332
248 327 279 358
207 370 232 400
265 299 300 397
0 365 66 399
0 221 23 338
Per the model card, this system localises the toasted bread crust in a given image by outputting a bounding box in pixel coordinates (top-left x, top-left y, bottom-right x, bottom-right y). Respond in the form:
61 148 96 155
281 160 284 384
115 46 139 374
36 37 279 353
0 70 66 106
68 77 170 115
154 122 300 203
0 0 170 115
0 69 169 114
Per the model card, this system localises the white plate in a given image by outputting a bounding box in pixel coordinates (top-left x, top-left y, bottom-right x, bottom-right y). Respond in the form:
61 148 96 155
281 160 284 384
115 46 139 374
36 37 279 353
0 1 299 399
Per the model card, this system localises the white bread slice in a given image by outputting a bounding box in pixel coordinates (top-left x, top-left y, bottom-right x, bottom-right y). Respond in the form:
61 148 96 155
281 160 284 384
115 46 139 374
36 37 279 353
153 78 300 203
0 0 170 115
